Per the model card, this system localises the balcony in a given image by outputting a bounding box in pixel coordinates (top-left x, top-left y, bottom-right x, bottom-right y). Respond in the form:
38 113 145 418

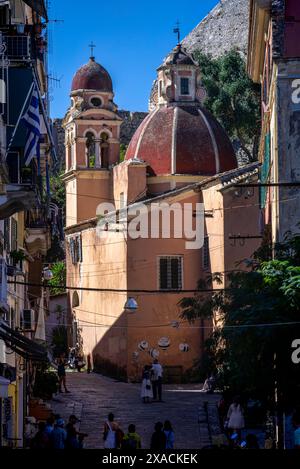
2 35 31 62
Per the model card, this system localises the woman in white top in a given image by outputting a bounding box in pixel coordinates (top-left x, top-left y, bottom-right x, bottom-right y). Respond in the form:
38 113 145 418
227 396 245 439
141 365 153 403
103 413 120 449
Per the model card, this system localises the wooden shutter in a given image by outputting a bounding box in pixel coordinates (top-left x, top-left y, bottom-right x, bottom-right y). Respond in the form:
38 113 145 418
159 258 168 290
171 258 180 289
4 219 10 251
10 219 18 252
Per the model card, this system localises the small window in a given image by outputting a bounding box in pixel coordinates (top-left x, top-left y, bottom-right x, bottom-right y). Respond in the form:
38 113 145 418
203 237 210 270
91 97 102 107
180 77 190 95
159 256 183 290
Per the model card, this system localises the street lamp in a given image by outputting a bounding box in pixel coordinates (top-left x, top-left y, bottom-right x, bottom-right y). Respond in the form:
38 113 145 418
124 298 138 312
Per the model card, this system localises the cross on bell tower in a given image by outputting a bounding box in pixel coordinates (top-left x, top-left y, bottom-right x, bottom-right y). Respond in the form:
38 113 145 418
89 41 96 60
173 20 181 44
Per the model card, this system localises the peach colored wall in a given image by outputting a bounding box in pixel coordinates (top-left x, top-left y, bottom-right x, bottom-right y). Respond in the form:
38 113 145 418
65 176 261 382
113 162 147 209
66 179 77 228
76 173 111 222
126 191 205 381
66 227 128 373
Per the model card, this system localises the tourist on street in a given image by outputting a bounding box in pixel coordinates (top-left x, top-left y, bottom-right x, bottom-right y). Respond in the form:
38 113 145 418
31 422 50 449
103 413 124 449
150 422 167 450
151 359 163 402
57 354 70 393
87 354 92 374
226 396 245 439
122 424 142 449
294 422 300 449
141 365 153 403
163 420 175 449
66 415 81 449
44 416 55 437
51 418 67 449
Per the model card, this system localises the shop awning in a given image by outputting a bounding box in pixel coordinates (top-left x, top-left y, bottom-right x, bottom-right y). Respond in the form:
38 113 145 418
23 0 48 20
0 322 47 362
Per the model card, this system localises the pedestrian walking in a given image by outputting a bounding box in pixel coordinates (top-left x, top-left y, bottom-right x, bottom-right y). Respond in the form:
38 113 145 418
122 424 142 449
150 422 167 450
226 396 245 439
50 418 67 449
57 354 70 393
103 413 124 449
87 354 92 374
294 422 300 449
66 415 81 449
163 420 175 449
31 422 50 449
151 359 163 402
44 416 55 437
141 365 153 403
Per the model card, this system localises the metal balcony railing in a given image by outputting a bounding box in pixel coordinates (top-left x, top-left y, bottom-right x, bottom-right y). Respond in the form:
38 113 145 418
2 35 31 61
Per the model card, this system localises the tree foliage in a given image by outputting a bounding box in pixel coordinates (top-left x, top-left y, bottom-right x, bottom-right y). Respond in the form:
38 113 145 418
193 50 261 162
179 233 300 407
48 261 66 295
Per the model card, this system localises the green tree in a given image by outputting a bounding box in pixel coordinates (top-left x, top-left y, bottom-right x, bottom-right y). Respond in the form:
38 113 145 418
194 50 261 162
179 233 300 407
48 261 66 295
120 144 128 162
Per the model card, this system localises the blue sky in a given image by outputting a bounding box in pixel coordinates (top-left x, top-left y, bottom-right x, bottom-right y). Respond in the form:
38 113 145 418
48 0 219 118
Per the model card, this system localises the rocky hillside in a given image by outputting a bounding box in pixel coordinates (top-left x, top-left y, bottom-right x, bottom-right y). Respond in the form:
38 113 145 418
149 0 250 111
182 0 249 58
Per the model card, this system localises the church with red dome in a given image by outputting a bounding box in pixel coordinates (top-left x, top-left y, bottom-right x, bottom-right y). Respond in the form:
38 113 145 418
63 45 260 382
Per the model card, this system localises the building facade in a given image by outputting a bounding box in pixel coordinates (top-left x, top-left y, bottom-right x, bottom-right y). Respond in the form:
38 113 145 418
248 0 300 243
0 0 55 448
64 44 261 383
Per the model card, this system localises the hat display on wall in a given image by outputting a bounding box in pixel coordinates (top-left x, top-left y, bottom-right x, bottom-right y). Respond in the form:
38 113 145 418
158 337 171 350
179 343 189 352
138 340 149 351
171 320 180 329
149 348 159 359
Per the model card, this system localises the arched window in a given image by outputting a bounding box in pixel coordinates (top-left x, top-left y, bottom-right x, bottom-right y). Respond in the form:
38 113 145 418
72 291 80 308
100 132 109 169
85 131 96 168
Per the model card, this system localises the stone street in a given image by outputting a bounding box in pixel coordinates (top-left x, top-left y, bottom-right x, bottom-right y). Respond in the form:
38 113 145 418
50 372 220 449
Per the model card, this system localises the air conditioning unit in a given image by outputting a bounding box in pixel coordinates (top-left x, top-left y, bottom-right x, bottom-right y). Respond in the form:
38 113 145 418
21 309 35 331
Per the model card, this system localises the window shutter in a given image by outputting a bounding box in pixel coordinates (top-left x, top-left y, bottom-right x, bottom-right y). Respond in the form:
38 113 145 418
4 219 10 251
203 237 210 270
159 258 168 290
77 235 82 263
11 219 18 252
171 258 181 289
70 239 75 264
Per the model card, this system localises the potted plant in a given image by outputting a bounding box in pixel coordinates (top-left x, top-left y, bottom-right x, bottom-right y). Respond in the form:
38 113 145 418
21 167 32 184
9 249 26 267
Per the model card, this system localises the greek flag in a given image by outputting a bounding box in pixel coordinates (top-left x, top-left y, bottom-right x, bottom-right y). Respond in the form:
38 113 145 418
21 86 41 166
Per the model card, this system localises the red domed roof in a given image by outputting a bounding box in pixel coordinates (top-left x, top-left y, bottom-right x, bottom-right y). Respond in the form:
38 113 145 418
71 58 113 93
125 105 237 176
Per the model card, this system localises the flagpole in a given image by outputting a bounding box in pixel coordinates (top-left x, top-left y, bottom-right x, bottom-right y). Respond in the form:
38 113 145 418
5 82 35 159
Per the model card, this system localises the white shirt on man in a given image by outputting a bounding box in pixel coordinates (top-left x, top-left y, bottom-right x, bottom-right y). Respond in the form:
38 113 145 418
152 363 163 380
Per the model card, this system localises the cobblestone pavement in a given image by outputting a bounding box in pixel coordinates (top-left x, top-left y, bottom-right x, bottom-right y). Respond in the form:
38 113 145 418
49 372 219 449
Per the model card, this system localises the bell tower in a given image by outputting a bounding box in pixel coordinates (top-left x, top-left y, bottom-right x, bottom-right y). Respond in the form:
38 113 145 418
63 54 122 227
